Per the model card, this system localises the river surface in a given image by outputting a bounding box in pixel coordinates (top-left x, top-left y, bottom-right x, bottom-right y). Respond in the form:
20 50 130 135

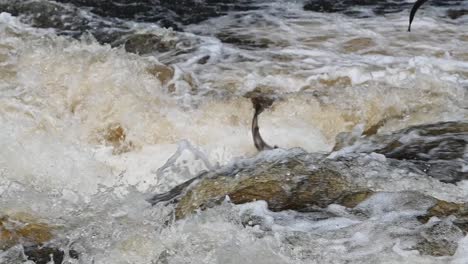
0 0 467 263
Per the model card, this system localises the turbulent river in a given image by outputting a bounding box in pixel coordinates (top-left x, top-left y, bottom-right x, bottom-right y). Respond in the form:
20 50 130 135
0 0 467 263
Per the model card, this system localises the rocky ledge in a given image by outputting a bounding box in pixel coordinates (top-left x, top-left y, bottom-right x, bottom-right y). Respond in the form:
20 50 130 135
0 214 78 264
149 121 468 256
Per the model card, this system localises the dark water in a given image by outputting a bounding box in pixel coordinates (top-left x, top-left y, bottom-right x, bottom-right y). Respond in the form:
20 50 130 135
1 0 467 47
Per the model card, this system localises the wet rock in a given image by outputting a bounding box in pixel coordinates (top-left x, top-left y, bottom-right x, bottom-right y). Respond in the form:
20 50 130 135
182 73 199 94
121 34 176 54
55 0 174 27
54 0 257 27
0 215 53 249
332 131 360 152
447 9 468 19
16 223 53 245
0 0 89 31
342 37 375 53
338 191 375 208
197 55 210 65
0 0 137 44
0 218 18 250
334 121 468 184
147 64 175 85
303 1 346 13
150 121 466 220
151 152 373 219
100 123 134 155
240 212 269 229
426 201 468 220
419 200 468 232
155 250 171 264
23 245 65 264
379 137 466 161
216 32 273 49
318 76 352 88
23 246 79 264
415 221 464 256
0 214 79 264
371 122 468 184
103 123 126 145
408 160 466 184
149 151 468 261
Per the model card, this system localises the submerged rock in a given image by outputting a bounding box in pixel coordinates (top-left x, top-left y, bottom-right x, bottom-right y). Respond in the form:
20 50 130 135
0 215 53 250
415 221 464 256
99 123 134 155
120 33 176 54
216 31 274 49
23 245 65 264
447 9 468 19
0 214 78 264
147 64 175 85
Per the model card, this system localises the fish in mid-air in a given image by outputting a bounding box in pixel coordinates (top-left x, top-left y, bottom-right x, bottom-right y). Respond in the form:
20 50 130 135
408 0 429 31
251 96 277 151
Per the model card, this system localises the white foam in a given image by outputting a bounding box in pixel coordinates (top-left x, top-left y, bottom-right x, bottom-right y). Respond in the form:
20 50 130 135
0 2 467 263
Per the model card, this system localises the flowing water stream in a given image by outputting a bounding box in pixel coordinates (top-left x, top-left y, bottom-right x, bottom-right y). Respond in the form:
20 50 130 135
0 0 467 263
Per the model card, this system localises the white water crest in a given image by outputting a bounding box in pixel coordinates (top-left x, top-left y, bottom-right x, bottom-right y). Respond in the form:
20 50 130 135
0 0 467 262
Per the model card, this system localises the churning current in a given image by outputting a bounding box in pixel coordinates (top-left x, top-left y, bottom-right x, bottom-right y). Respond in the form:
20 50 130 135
0 0 467 263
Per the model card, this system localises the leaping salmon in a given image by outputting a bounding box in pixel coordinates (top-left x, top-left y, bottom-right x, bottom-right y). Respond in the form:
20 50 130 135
408 0 429 31
251 96 277 151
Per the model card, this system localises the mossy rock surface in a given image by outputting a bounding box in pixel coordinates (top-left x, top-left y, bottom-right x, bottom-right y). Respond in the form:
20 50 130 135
173 154 372 219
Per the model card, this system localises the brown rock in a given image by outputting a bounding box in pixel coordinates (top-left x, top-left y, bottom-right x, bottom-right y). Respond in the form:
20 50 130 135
174 156 372 219
17 223 53 245
103 123 126 145
286 168 359 209
342 38 375 53
147 64 175 85
427 200 468 218
338 191 375 208
123 34 175 54
101 123 134 155
416 239 458 256
318 76 352 87
229 179 290 210
415 221 464 256
0 215 80 263
419 200 468 233
0 215 53 250
0 218 18 250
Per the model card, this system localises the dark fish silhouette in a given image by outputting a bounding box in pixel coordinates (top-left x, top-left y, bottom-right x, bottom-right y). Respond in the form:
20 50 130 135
147 96 278 206
251 96 277 151
408 0 429 31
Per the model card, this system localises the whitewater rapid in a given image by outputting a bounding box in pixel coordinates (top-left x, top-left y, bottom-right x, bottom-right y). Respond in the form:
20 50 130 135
0 0 467 263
